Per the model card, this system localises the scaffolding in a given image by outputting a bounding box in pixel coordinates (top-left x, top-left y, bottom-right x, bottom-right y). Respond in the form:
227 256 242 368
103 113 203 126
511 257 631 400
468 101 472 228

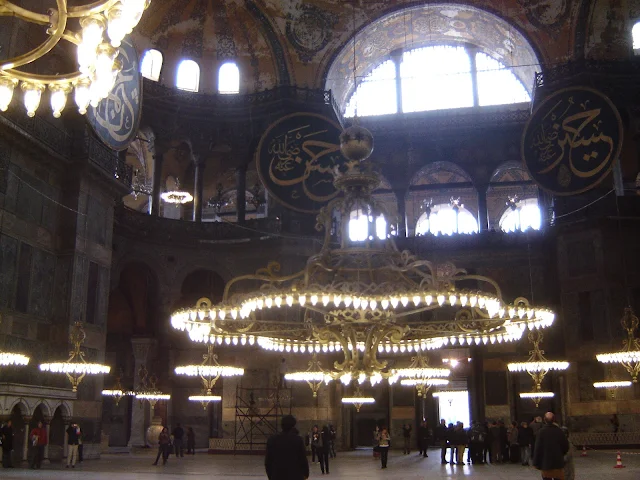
234 384 292 452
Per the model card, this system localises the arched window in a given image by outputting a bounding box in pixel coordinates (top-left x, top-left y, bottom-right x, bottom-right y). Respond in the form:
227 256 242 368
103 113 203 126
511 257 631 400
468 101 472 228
499 198 541 233
176 59 200 92
415 204 478 236
140 49 163 81
218 62 240 94
348 209 388 242
634 22 640 51
345 60 397 118
476 53 530 106
401 46 474 112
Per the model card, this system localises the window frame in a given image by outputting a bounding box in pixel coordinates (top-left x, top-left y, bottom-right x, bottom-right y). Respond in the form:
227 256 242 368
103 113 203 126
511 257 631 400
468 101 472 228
176 59 201 92
218 61 240 94
140 49 163 82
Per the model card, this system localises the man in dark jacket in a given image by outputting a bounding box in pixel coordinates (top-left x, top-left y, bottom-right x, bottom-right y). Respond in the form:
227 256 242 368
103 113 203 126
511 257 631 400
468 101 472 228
434 419 448 464
1 420 14 468
402 423 412 454
518 421 534 466
265 415 309 480
532 412 569 480
418 421 429 457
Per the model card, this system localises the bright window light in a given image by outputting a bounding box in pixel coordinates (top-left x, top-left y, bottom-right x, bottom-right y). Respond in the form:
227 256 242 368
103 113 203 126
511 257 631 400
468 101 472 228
348 209 387 241
402 46 473 112
634 22 640 50
218 62 240 94
476 53 530 106
140 49 162 81
176 59 200 92
499 198 541 232
345 60 397 118
415 204 478 236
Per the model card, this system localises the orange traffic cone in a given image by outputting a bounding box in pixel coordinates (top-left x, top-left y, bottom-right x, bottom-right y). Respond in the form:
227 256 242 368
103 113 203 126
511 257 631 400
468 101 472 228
581 446 587 457
614 451 625 468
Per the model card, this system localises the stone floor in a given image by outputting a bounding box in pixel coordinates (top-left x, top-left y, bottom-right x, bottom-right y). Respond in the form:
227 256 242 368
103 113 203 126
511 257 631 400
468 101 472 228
1 448 638 479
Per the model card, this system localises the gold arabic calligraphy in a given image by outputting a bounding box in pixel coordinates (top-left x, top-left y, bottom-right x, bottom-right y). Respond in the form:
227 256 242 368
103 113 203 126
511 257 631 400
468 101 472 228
267 124 341 203
529 95 616 188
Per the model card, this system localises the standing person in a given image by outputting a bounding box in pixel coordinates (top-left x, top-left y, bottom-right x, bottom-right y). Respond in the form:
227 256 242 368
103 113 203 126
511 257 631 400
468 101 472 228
519 421 533 466
376 427 391 469
265 415 309 480
77 424 83 463
310 425 320 463
402 423 412 455
317 425 330 475
499 420 509 462
530 416 542 453
562 427 575 480
1 420 14 468
186 427 195 455
489 421 502 463
66 422 80 468
532 412 569 480
153 427 171 466
482 421 491 464
329 425 337 458
29 421 47 469
172 423 185 458
447 423 456 464
418 421 429 457
508 421 520 463
454 422 467 466
435 418 448 464
372 426 380 459
468 422 485 464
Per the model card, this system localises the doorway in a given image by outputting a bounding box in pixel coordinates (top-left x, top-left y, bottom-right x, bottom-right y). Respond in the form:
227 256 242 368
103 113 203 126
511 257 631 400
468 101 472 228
436 391 470 427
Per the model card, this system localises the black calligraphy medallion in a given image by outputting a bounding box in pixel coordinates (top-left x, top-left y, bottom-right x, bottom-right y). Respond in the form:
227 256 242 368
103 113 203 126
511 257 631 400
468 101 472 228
86 36 142 151
256 112 345 213
521 87 623 195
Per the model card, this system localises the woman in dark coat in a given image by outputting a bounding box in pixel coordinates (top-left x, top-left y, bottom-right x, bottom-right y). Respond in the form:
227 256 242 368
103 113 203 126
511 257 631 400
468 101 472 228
153 427 171 466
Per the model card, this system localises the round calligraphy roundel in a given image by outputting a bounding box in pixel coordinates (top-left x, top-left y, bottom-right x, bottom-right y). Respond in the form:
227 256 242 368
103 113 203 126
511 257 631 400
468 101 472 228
86 36 142 151
256 112 346 213
521 86 623 196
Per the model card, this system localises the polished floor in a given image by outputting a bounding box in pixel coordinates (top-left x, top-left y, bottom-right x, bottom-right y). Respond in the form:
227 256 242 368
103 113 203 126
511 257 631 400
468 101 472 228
1 448 638 479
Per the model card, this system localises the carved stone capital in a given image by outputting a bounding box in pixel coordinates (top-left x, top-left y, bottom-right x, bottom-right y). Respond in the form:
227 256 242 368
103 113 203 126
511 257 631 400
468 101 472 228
131 337 157 364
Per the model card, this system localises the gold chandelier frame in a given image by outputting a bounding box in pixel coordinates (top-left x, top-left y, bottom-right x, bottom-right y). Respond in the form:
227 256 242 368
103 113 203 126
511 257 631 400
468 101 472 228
596 307 640 383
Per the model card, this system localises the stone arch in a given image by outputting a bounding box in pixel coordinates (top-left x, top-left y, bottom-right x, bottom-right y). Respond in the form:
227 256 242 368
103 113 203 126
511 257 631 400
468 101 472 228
10 402 27 464
176 269 227 309
48 405 68 462
172 261 234 298
488 162 538 230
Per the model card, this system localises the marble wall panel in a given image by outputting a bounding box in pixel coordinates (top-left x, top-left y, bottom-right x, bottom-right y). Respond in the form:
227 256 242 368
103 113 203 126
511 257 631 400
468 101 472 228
0 234 18 308
28 247 56 317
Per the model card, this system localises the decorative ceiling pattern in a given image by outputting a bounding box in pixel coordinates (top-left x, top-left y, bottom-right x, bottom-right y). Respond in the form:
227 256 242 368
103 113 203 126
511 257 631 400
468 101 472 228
326 3 541 107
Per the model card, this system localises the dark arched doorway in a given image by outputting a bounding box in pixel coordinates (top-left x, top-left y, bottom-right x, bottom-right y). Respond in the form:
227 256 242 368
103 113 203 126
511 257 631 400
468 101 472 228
10 403 27 464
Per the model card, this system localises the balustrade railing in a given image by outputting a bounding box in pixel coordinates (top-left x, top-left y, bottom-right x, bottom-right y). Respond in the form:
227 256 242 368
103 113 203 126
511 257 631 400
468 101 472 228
570 431 640 447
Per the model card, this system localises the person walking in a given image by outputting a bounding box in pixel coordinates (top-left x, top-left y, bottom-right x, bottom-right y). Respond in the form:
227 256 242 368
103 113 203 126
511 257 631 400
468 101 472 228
508 421 520 463
1 420 14 468
402 423 412 454
532 412 569 480
317 425 330 475
376 427 391 469
435 419 448 464
519 421 534 466
65 422 80 468
265 415 309 480
418 421 429 457
172 423 185 458
328 425 337 458
310 425 321 463
29 421 47 469
186 427 196 455
153 427 171 466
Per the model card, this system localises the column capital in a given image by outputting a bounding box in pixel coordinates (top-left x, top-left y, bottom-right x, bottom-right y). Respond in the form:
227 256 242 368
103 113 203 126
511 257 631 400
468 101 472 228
131 337 157 363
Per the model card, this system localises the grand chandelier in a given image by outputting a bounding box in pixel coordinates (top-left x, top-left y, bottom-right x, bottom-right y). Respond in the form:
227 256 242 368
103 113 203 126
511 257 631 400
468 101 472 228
175 342 243 408
341 387 375 412
0 1 150 118
170 124 556 386
40 322 110 391
508 330 568 407
596 307 640 383
284 354 333 398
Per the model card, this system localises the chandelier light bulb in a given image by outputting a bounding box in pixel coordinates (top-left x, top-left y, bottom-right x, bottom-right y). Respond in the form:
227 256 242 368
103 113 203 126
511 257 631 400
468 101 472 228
381 299 389 309
370 299 377 309
286 295 293 307
0 77 18 111
265 297 273 308
460 295 468 307
353 297 361 308
298 295 306 306
333 294 342 306
412 295 421 306
470 295 478 307
275 296 282 308
121 0 151 32
21 82 44 117
400 296 409 307
106 4 127 47
425 295 433 305
0 352 30 366
310 295 318 306
322 295 330 306
437 294 445 306
390 297 399 308
449 294 457 306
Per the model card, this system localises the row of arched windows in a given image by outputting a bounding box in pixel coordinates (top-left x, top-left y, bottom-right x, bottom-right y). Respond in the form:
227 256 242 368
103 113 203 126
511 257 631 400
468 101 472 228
139 49 240 94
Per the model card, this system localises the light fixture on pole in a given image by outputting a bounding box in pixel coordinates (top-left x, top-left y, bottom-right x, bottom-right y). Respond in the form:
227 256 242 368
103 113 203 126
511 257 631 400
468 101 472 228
0 0 151 117
40 322 111 391
596 307 640 383
508 330 568 407
284 354 333 398
342 388 375 412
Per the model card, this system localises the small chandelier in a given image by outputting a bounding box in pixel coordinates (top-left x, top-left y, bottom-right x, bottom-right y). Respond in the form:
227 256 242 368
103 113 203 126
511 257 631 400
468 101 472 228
0 0 151 117
0 352 30 367
174 338 244 394
102 371 132 405
284 354 333 398
596 307 640 383
391 353 451 397
40 322 110 391
508 331 568 407
161 178 193 205
400 378 449 397
134 364 170 408
248 183 266 211
342 388 375 412
131 169 153 200
208 183 229 213
189 392 222 410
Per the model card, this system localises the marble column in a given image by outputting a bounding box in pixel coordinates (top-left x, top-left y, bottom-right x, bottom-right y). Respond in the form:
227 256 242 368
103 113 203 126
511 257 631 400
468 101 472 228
394 189 407 237
151 153 164 216
22 416 31 461
128 338 157 448
236 166 247 223
477 185 489 232
468 347 485 423
193 157 205 222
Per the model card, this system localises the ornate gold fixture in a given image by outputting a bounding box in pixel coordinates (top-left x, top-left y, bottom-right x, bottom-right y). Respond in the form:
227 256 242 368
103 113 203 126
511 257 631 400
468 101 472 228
0 314 30 367
391 353 450 397
101 372 132 405
284 354 332 398
508 331 568 407
134 364 169 407
175 343 244 394
161 177 193 204
39 322 110 391
0 0 150 117
189 392 222 410
596 307 640 383
341 387 375 412
170 124 555 387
